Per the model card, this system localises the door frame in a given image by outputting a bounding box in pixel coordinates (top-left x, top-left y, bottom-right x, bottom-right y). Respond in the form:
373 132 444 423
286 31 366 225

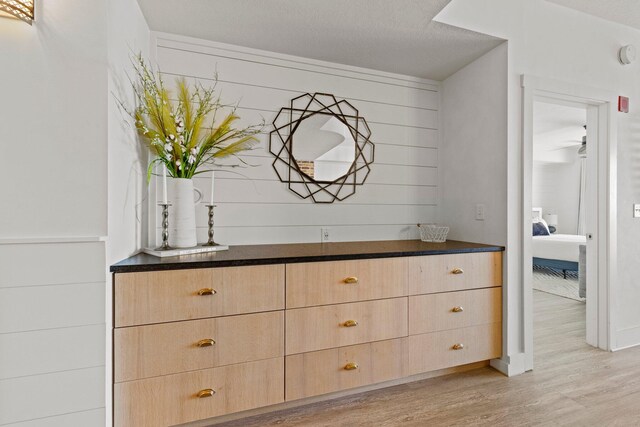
521 75 617 370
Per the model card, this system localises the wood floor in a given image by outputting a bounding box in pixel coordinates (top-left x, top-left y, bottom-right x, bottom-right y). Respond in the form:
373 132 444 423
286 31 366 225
215 291 640 426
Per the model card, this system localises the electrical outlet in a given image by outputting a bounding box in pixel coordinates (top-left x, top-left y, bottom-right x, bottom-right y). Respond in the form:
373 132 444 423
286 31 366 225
634 204 640 218
475 204 486 221
321 228 330 242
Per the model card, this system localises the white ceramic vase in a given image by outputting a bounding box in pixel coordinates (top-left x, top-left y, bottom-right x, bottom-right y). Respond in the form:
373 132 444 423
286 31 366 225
167 178 200 248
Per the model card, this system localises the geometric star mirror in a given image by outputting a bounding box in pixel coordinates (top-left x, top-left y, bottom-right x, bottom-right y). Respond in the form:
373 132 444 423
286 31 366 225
269 93 375 203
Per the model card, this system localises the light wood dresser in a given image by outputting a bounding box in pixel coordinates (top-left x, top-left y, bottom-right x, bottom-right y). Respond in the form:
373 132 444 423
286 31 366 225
111 240 503 426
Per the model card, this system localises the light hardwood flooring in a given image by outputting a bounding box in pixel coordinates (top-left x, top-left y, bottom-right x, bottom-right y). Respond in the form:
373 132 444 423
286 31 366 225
215 291 640 426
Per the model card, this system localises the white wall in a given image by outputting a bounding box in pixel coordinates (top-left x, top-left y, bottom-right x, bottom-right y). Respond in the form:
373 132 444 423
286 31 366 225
437 0 640 354
107 0 150 266
532 161 581 234
0 2 107 236
0 2 109 425
149 33 440 246
440 43 508 246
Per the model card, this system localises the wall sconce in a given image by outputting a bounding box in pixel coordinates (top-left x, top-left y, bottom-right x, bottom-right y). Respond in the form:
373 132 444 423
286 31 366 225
0 1 34 25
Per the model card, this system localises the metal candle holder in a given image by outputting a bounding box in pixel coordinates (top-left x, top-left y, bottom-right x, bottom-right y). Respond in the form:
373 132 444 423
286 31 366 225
156 203 172 251
202 204 219 246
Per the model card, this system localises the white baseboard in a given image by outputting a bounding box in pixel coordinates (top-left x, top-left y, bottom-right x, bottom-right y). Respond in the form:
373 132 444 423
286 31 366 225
490 352 527 377
613 325 640 351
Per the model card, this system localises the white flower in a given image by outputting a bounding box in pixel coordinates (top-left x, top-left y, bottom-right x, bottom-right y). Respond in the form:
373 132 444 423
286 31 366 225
164 143 173 152
151 137 162 146
188 154 196 164
175 119 185 132
176 160 182 170
178 135 185 144
167 134 176 141
190 147 197 156
166 153 172 161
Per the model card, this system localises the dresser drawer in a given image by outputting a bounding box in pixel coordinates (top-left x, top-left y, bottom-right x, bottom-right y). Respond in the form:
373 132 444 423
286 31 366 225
286 258 408 308
408 252 502 295
114 357 284 427
286 338 406 401
114 265 284 327
409 287 501 335
286 298 408 355
115 311 284 382
408 323 501 374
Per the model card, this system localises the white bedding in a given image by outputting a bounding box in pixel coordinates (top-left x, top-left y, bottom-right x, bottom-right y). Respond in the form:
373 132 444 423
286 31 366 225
532 234 586 262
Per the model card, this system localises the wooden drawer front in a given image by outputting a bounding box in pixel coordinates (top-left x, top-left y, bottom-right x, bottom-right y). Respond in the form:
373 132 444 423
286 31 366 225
285 298 407 355
114 264 284 327
409 287 501 335
286 258 408 308
114 357 284 427
285 338 406 401
408 252 502 295
114 311 284 382
408 323 501 374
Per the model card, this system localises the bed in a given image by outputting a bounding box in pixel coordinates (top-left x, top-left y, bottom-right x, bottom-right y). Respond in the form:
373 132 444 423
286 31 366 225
531 208 586 279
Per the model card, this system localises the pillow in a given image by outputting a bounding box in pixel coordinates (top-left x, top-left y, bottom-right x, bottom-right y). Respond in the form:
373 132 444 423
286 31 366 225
538 218 551 234
533 222 550 236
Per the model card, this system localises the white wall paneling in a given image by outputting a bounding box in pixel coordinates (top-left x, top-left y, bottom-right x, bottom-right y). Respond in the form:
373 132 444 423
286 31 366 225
0 367 105 425
3 409 106 427
0 241 106 426
151 33 441 245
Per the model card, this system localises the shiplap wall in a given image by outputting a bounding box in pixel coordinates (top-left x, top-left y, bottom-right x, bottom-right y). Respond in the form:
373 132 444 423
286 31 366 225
0 240 106 426
152 33 440 246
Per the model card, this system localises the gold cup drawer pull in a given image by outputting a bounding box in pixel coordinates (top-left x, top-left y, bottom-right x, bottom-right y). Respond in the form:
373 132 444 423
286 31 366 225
343 276 359 284
343 319 359 327
197 288 217 296
452 343 465 350
197 388 216 398
452 306 464 313
344 362 359 371
451 268 464 275
196 338 216 348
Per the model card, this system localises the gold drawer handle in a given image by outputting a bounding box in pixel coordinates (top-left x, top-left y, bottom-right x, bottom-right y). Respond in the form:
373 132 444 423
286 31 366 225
343 320 359 327
451 268 464 275
452 343 464 350
343 276 359 284
344 362 359 371
196 338 216 347
197 288 217 296
452 306 464 313
197 389 216 398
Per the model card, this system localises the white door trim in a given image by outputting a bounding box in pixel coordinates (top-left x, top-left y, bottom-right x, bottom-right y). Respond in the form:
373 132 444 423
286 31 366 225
521 75 617 370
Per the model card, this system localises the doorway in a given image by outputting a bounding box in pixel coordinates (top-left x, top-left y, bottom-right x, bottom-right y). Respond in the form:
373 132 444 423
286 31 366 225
521 75 616 371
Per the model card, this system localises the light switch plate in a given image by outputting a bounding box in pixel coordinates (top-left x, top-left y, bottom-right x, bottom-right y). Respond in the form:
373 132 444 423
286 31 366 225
634 204 640 218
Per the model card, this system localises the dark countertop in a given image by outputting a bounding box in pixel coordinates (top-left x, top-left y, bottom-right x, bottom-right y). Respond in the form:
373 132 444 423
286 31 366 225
111 239 504 273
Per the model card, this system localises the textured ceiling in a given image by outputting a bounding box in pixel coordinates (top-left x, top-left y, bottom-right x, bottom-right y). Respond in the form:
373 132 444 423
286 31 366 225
546 0 640 30
136 0 504 80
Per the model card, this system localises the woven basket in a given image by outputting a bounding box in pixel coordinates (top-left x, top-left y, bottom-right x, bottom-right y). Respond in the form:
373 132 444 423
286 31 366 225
417 224 449 243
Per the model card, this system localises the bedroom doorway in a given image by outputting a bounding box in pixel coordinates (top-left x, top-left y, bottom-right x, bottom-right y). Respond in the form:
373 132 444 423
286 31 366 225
522 75 616 371
531 102 587 304
531 101 588 363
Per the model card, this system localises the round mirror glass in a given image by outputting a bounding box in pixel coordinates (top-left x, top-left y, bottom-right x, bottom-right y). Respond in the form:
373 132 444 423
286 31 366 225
291 113 356 182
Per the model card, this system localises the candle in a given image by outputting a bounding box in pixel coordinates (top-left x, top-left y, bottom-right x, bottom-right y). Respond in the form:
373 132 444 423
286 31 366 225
162 164 168 204
209 170 215 204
